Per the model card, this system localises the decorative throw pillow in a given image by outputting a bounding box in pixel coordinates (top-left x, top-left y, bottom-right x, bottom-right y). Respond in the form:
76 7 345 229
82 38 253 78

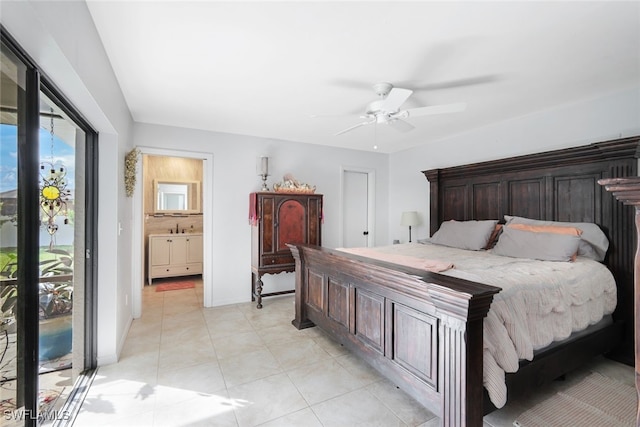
430 219 499 251
484 224 504 250
504 215 608 261
492 227 581 262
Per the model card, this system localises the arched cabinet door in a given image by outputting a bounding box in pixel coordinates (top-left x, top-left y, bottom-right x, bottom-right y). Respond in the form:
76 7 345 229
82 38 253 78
276 199 306 252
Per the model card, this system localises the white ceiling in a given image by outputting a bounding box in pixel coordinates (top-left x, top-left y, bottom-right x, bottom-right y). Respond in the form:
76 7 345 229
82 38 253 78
86 1 640 153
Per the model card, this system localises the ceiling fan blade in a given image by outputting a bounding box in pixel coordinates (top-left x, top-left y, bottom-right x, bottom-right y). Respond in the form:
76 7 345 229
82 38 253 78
402 102 467 118
380 88 413 112
401 75 502 92
309 113 353 119
335 120 373 136
387 119 415 133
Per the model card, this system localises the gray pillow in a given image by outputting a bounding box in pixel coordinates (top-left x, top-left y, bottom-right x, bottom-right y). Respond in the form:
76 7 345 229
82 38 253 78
491 227 581 262
430 220 499 251
504 215 609 261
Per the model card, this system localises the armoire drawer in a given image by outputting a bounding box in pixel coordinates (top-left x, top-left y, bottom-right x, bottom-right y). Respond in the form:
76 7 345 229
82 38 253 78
261 254 294 267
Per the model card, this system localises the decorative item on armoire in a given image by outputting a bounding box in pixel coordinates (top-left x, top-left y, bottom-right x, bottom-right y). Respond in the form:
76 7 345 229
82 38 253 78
249 191 323 308
273 173 316 194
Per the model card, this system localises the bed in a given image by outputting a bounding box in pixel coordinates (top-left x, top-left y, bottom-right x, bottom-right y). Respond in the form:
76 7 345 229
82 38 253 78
289 136 638 426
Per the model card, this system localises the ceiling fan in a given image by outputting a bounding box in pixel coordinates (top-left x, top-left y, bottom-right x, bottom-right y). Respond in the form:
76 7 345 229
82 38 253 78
333 82 467 136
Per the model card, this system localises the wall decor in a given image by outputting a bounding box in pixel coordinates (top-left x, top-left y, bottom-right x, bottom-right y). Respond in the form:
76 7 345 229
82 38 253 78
124 147 141 197
39 109 71 248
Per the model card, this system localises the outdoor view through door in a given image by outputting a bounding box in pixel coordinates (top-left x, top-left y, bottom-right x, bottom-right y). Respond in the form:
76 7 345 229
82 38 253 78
1 35 94 425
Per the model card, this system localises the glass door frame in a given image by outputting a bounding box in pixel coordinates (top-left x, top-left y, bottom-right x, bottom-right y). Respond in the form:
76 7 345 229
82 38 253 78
40 76 99 375
1 26 98 425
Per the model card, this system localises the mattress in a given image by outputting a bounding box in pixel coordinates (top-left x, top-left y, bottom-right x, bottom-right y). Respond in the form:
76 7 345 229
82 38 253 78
340 242 617 408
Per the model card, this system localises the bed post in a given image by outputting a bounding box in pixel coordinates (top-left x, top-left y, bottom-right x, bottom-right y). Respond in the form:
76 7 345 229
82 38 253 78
289 244 314 329
428 283 497 426
423 169 441 235
598 177 640 427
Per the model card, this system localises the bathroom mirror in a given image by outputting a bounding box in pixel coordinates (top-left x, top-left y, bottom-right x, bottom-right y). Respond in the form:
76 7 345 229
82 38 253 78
153 180 201 213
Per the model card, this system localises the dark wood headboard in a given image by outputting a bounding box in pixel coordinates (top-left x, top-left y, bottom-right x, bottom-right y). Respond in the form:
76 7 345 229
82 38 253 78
423 136 640 364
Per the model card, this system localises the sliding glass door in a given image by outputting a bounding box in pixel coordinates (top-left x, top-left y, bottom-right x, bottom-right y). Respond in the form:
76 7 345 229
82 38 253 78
1 31 97 426
36 92 85 423
0 37 30 422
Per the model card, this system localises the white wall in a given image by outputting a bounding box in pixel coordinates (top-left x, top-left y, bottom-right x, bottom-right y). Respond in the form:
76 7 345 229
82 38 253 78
134 123 389 306
1 1 135 366
388 87 640 242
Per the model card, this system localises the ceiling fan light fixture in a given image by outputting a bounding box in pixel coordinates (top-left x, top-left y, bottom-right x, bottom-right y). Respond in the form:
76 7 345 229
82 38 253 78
332 82 468 136
366 99 385 115
375 114 389 124
372 82 393 97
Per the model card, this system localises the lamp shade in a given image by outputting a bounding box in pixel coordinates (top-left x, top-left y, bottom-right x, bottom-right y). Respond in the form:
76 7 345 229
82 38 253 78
400 211 420 226
257 156 269 176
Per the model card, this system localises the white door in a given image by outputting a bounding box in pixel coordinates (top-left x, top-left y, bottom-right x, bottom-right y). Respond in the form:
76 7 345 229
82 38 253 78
343 170 369 247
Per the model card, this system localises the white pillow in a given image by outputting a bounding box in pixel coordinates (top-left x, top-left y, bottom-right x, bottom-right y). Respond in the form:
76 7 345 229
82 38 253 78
430 220 499 251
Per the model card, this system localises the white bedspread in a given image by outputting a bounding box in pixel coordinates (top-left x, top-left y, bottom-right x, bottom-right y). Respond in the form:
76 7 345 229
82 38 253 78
348 243 617 408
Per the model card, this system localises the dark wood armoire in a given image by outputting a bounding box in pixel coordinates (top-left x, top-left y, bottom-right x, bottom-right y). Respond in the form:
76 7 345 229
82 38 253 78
250 192 323 308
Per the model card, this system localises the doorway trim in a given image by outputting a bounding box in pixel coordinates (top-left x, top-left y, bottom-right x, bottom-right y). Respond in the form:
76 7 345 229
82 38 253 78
132 146 214 317
340 166 376 247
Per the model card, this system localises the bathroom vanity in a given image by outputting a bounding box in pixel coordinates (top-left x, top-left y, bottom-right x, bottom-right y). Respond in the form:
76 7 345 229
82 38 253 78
148 233 203 285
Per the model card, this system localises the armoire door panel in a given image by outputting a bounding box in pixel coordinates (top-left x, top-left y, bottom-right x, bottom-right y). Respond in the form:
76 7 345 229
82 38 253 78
261 197 274 253
277 199 305 251
307 197 322 246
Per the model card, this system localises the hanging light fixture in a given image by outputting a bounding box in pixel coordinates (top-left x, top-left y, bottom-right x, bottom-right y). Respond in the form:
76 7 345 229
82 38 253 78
39 108 71 248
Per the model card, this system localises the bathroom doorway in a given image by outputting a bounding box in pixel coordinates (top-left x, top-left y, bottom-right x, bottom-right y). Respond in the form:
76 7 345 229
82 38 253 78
132 148 213 318
143 155 203 288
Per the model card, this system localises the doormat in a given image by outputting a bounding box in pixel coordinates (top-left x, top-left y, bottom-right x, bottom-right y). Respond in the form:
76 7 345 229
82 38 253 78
514 371 637 427
155 281 195 292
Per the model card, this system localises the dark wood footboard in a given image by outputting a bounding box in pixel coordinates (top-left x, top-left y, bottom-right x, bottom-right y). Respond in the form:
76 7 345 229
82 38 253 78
289 244 500 427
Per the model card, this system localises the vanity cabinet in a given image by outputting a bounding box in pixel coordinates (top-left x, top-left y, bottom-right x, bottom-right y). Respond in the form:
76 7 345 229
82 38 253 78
250 192 323 308
148 233 203 284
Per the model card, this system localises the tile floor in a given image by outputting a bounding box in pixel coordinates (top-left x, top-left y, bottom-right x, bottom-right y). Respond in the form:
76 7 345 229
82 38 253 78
73 279 635 426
